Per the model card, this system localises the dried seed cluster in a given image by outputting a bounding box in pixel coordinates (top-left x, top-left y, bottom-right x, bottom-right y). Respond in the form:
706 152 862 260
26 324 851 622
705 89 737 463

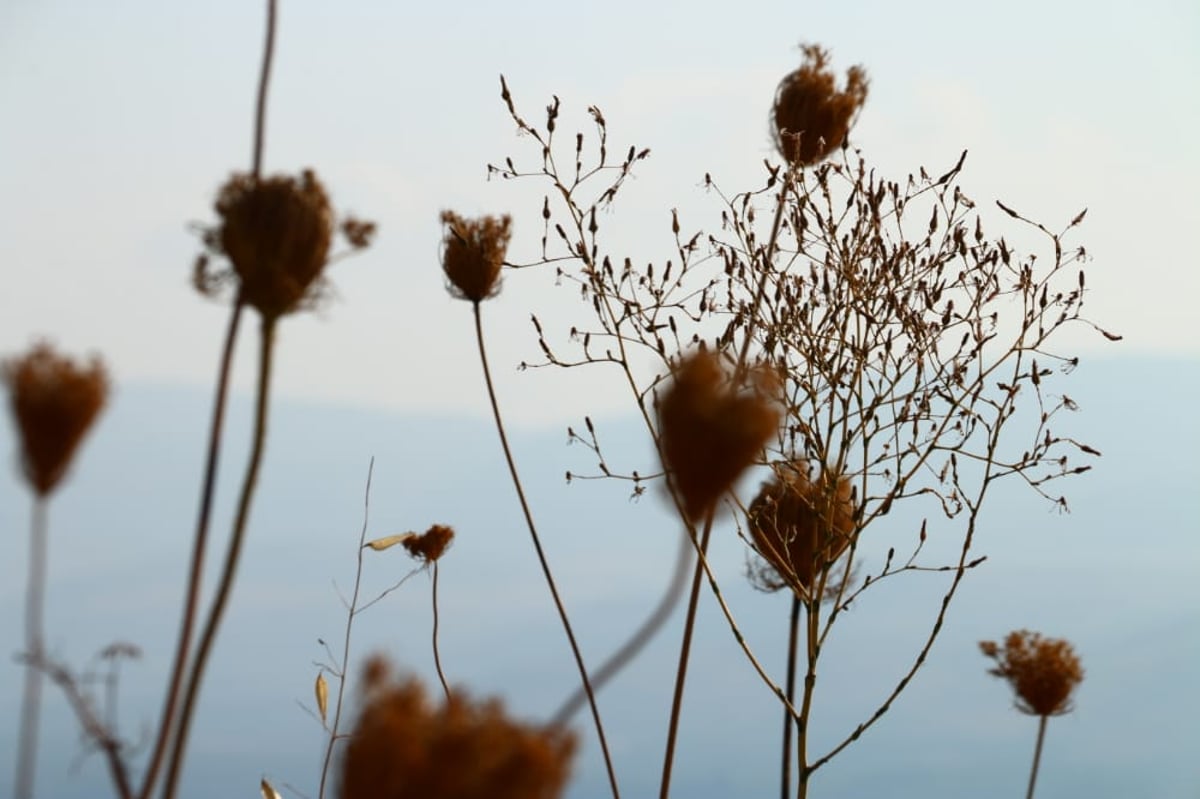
340 658 576 799
746 460 856 595
772 44 868 166
980 630 1084 716
3 342 108 496
402 524 455 565
658 350 779 521
440 211 512 303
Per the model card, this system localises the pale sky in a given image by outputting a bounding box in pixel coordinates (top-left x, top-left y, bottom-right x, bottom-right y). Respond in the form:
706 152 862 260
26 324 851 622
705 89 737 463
2 0 1197 426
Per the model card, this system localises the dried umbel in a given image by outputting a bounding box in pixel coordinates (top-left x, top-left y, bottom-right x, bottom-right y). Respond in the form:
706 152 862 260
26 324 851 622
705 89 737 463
772 44 868 167
658 350 780 521
440 211 512 303
980 630 1084 717
747 460 856 595
3 342 109 496
402 524 455 565
211 169 334 319
339 658 576 799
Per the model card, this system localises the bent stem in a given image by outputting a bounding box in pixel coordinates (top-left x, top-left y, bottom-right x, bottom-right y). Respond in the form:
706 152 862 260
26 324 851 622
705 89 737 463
431 562 451 701
471 302 621 799
317 457 375 799
1026 715 1048 799
14 497 48 799
658 513 714 799
138 299 243 799
780 595 801 799
160 318 278 799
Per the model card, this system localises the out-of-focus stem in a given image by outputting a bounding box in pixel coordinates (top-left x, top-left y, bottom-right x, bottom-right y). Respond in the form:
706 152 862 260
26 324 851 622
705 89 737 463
14 497 48 799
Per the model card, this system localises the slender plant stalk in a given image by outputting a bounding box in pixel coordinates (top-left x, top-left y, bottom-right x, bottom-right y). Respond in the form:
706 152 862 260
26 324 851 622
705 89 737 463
431 562 451 701
160 319 278 799
14 497 48 799
796 596 820 799
137 299 243 799
780 595 801 799
658 514 714 799
317 457 374 799
1026 715 1048 799
471 302 621 799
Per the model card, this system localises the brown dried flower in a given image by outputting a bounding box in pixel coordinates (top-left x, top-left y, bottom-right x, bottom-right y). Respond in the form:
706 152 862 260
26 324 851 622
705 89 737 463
772 44 868 167
210 169 335 319
658 350 780 521
980 630 1084 717
339 659 576 799
746 460 856 596
3 342 108 496
402 524 455 565
440 211 512 303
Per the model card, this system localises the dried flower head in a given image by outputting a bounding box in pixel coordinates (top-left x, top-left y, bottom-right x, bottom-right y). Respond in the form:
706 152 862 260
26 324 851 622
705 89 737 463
3 342 109 496
746 460 856 596
658 350 780 521
402 524 455 565
440 211 512 303
339 659 576 799
772 44 868 166
980 630 1084 716
208 169 335 319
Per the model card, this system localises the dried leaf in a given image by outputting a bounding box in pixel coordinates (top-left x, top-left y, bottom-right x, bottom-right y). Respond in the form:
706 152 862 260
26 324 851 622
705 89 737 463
363 533 416 552
315 672 329 723
261 778 282 799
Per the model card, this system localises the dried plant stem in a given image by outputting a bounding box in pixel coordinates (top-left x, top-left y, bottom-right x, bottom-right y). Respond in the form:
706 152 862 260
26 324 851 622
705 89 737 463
14 497 48 799
138 300 243 799
1026 715 1048 799
431 562 451 702
658 514 714 799
160 319 277 799
471 302 621 799
317 457 374 799
250 0 276 177
796 598 820 799
780 595 801 799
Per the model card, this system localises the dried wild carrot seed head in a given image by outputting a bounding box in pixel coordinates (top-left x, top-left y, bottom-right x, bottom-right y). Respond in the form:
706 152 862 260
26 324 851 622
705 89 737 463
212 169 334 320
440 211 512 303
339 659 576 799
772 44 868 167
746 460 856 595
658 350 780 521
402 524 455 565
2 342 108 496
980 630 1084 717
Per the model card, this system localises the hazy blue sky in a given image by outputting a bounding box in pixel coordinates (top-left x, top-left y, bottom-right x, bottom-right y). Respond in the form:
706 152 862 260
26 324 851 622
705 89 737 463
1 1 1198 797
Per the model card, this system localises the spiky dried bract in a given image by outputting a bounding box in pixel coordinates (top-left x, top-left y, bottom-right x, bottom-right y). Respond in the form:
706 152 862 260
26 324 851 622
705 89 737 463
3 342 108 496
339 659 576 799
658 350 780 521
214 169 334 319
440 211 512 303
772 44 868 167
746 460 856 596
402 524 455 564
980 630 1084 717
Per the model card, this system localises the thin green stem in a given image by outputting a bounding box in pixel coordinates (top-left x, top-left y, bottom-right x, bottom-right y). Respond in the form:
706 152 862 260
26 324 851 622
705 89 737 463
160 318 277 799
657 513 714 799
14 497 48 799
780 595 800 799
318 457 374 799
431 562 451 702
137 299 243 799
471 302 621 799
1026 715 1048 799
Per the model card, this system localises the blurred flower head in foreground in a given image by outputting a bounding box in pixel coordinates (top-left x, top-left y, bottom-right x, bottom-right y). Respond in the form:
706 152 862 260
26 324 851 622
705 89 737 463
772 43 868 167
3 342 108 496
980 630 1084 717
340 657 575 799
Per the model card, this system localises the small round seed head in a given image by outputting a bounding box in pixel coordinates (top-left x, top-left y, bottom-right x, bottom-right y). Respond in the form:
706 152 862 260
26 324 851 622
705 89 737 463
402 524 455 565
772 44 868 167
340 658 576 799
746 460 856 595
3 342 109 496
440 211 512 303
215 169 334 320
658 350 780 521
980 630 1084 717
